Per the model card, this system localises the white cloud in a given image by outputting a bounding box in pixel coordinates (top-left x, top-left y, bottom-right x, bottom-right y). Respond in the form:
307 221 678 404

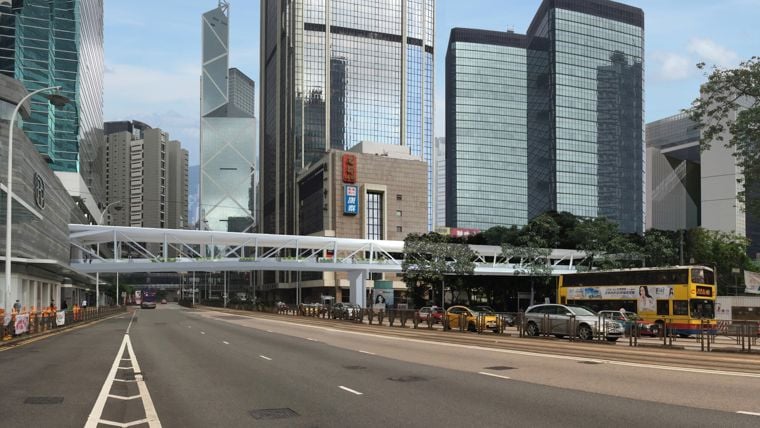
687 38 739 67
651 52 693 81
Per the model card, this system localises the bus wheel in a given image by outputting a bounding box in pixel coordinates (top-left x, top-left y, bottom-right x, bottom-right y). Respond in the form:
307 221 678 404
526 322 540 336
578 324 593 341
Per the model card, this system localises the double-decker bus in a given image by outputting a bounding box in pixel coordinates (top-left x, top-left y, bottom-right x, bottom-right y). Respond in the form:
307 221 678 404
558 266 717 336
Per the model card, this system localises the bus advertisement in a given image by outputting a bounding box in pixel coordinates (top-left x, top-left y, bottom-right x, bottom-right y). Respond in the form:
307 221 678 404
558 266 717 336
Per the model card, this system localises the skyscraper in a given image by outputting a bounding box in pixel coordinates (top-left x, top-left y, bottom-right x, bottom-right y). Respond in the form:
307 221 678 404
446 0 644 233
200 1 257 232
446 29 528 230
103 121 189 230
0 0 105 217
260 0 435 237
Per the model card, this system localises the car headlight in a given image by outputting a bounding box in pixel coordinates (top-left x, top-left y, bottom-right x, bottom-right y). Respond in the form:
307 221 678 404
605 322 622 331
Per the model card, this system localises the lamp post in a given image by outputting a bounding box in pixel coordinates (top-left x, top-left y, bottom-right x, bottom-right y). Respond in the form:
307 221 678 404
4 86 69 314
96 200 121 311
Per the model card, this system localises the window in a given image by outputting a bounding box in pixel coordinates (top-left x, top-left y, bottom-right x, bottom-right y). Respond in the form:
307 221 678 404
656 300 669 316
396 226 402 232
396 194 402 201
366 192 383 240
673 300 688 316
396 210 402 216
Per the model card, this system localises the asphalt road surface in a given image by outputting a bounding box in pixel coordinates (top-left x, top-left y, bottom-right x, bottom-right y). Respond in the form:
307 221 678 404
1 304 759 427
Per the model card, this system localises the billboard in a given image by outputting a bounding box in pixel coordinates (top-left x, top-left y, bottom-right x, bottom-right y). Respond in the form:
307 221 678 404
344 185 358 215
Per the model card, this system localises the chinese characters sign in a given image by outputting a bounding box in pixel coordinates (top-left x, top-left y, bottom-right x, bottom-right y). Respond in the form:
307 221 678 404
344 185 358 215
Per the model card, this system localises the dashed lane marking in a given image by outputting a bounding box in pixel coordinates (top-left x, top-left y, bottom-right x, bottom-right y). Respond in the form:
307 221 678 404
201 332 206 335
223 341 230 345
737 411 760 416
359 350 376 355
339 386 363 395
478 371 511 380
259 355 272 361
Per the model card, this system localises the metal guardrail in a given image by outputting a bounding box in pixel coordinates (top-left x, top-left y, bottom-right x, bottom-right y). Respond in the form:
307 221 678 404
1 306 126 343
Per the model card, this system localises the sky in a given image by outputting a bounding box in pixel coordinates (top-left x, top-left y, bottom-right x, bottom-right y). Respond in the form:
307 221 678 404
104 0 760 166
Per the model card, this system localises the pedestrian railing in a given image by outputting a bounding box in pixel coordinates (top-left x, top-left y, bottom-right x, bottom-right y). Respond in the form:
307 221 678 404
1 306 125 343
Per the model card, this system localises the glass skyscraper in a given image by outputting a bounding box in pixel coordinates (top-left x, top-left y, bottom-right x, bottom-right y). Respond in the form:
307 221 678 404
260 0 434 236
446 29 528 230
200 1 257 232
0 0 105 207
446 0 644 233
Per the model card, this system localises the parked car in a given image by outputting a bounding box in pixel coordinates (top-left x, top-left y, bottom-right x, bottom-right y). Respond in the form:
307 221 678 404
161 298 167 304
524 304 624 341
446 305 499 332
598 310 657 337
470 305 516 327
331 302 361 319
417 306 444 324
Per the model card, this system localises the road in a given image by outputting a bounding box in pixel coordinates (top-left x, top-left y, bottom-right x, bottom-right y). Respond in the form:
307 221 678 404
1 304 759 427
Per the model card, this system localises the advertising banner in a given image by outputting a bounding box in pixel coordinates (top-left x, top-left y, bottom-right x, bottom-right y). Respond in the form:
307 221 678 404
344 185 358 215
373 280 394 307
566 285 674 313
56 311 66 326
744 271 760 294
14 313 29 334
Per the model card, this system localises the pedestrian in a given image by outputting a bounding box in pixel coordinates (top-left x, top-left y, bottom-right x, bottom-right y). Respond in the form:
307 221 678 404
61 300 68 311
82 299 87 309
13 300 21 313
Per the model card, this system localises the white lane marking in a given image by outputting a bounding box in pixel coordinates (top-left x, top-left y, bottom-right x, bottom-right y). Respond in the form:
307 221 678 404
259 355 272 361
358 350 376 355
478 371 511 380
306 338 317 342
246 317 760 379
121 358 131 361
266 330 273 333
187 325 192 328
737 411 760 416
108 394 141 401
339 386 363 395
117 366 133 370
125 333 160 426
200 331 206 335
85 309 161 428
99 418 150 427
223 341 230 345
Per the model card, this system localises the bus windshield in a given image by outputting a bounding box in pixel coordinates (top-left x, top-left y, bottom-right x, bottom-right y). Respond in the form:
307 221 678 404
690 300 714 319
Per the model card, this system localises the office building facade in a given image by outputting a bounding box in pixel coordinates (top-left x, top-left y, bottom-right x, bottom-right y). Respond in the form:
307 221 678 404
446 29 528 230
0 0 105 219
433 136 445 227
260 0 435 238
446 0 644 233
200 1 257 232
103 121 189 230
645 113 701 231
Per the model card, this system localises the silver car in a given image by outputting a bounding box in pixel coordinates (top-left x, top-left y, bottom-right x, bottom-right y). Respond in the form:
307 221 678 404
524 304 624 342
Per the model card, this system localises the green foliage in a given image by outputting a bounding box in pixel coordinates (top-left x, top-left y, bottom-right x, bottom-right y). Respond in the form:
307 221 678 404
687 56 760 216
642 229 679 267
402 232 476 306
685 228 751 291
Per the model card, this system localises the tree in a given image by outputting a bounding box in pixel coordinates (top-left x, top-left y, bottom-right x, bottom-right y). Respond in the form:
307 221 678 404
642 229 679 267
687 56 760 217
402 233 476 308
685 228 751 293
480 225 521 246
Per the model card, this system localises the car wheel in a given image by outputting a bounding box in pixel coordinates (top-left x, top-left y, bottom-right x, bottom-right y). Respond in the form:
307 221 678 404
607 337 619 342
526 322 540 336
467 321 477 332
554 334 565 339
578 324 593 341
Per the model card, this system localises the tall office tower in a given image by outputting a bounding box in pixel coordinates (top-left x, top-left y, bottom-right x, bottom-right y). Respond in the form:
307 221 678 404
446 29 528 230
0 0 105 219
260 0 435 237
445 0 644 233
103 121 189 230
645 113 701 231
433 137 446 228
200 1 257 232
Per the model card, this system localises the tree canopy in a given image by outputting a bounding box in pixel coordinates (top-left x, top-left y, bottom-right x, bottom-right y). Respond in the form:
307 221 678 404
687 56 760 217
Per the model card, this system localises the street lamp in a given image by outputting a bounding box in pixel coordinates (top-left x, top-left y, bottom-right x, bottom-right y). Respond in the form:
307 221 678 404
96 200 122 311
4 86 69 314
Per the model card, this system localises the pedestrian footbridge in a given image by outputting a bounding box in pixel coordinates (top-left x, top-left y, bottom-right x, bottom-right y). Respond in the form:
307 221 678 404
69 225 586 306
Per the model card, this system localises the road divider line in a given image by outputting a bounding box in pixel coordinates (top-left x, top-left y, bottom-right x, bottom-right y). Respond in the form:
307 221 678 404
259 355 272 361
266 330 273 333
478 371 511 380
306 338 317 342
737 411 760 416
339 386 363 395
125 334 161 426
359 350 376 355
223 341 230 345
200 332 205 335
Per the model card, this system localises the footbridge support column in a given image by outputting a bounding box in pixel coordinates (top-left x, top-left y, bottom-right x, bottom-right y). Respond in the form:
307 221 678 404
348 270 367 308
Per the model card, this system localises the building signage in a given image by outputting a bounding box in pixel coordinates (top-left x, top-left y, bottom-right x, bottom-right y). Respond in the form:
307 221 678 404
342 153 357 183
344 185 358 215
33 172 45 209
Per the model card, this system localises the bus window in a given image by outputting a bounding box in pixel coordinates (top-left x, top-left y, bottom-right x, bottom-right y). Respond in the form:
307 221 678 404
691 268 704 284
656 300 669 316
673 300 688 316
